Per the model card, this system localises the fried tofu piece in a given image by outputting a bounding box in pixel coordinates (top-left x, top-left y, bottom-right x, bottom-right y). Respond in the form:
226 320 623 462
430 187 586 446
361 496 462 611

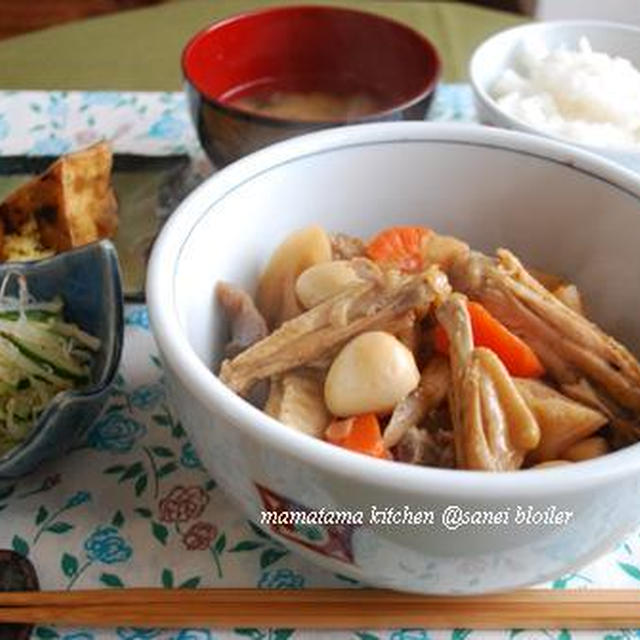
0 142 118 260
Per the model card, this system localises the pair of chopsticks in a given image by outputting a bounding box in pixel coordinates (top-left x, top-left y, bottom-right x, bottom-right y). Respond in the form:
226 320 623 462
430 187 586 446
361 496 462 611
1 588 640 628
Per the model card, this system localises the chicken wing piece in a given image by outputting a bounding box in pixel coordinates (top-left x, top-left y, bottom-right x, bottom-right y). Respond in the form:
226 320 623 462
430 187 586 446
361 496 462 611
220 265 450 395
216 282 268 359
330 232 366 260
436 294 540 471
394 425 455 468
451 249 640 427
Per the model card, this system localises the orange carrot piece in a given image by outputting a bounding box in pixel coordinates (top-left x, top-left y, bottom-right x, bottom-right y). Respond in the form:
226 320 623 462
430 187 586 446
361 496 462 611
434 301 545 378
325 413 389 459
365 226 432 272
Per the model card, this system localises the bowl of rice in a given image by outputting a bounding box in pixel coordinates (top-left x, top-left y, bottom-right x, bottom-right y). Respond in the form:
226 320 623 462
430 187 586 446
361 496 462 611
469 20 640 170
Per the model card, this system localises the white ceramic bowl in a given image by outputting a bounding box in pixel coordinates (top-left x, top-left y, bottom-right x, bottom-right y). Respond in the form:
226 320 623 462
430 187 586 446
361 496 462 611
147 122 640 594
470 20 640 171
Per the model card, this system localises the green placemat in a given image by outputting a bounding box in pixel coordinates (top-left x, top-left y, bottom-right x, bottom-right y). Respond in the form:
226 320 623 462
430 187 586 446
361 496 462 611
0 0 526 90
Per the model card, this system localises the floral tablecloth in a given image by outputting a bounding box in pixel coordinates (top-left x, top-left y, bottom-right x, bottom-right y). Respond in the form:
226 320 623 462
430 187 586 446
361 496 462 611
0 88 639 640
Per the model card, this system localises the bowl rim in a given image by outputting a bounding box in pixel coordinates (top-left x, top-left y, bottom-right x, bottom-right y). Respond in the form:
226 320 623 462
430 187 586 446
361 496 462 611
0 239 124 466
181 3 441 127
469 19 640 156
147 121 640 499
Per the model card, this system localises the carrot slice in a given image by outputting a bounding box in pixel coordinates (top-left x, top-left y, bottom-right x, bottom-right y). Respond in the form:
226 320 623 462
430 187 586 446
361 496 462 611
434 301 545 378
365 226 432 272
325 413 390 459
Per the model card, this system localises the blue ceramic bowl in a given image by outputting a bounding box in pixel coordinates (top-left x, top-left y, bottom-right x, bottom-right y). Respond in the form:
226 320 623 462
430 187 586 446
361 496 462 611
0 240 123 478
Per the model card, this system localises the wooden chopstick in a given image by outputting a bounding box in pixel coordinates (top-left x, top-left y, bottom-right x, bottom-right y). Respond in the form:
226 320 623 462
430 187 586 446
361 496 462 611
1 588 640 628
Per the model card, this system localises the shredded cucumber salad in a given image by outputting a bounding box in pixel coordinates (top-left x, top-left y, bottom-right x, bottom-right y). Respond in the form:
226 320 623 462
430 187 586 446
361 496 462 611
0 273 100 457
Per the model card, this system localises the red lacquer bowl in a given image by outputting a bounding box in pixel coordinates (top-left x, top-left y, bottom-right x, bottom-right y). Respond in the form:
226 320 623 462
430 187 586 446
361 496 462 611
182 5 441 166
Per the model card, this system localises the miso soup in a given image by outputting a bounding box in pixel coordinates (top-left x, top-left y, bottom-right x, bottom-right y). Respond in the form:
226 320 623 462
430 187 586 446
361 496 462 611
226 84 383 122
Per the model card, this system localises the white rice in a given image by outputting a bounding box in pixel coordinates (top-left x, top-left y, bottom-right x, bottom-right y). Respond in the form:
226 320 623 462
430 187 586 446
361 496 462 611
490 37 640 148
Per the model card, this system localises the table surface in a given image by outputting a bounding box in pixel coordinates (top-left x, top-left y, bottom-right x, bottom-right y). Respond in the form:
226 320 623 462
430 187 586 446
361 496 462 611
0 0 525 89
